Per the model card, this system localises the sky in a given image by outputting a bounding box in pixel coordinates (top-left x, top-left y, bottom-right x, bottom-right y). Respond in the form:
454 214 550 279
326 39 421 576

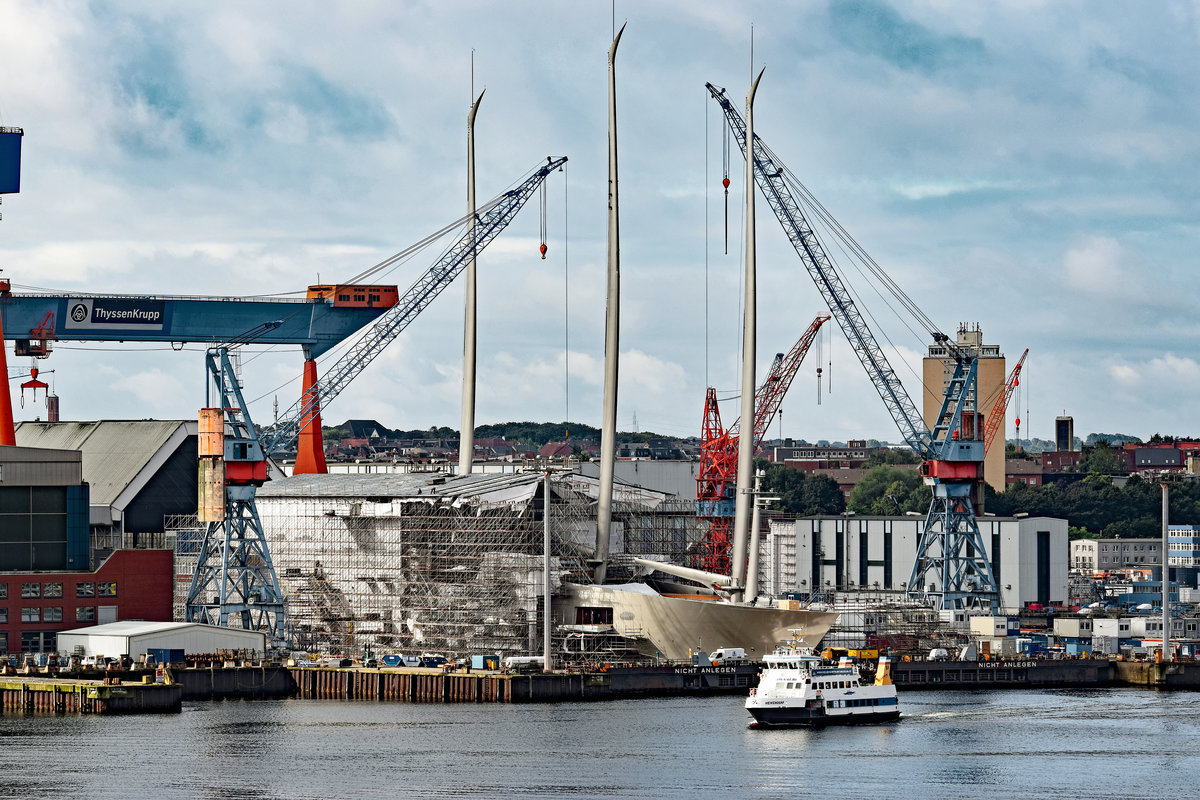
1 0 1199 445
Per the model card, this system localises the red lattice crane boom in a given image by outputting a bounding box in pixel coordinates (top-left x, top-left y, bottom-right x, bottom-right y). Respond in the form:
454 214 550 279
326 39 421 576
694 315 829 574
983 348 1028 455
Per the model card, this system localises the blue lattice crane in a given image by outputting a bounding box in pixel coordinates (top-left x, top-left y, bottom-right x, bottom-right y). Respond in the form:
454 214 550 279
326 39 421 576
707 82 998 612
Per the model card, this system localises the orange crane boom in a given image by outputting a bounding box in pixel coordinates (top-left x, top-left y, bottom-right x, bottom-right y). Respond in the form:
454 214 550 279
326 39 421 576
983 348 1028 455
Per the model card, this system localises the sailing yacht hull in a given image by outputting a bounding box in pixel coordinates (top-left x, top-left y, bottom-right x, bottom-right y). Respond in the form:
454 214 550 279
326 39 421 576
556 583 838 662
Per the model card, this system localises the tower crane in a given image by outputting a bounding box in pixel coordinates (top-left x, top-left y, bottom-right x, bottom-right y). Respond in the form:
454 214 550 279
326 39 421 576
185 155 568 644
695 315 829 573
707 82 998 611
983 348 1028 455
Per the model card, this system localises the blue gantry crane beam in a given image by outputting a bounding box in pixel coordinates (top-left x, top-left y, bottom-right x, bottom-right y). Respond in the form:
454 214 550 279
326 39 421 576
0 286 396 359
706 81 999 612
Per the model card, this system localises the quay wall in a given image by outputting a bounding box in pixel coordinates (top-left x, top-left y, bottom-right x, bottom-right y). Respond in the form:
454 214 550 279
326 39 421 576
0 678 181 714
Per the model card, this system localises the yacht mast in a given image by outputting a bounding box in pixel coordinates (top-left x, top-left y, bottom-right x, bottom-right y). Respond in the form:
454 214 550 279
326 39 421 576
592 23 626 585
729 68 765 601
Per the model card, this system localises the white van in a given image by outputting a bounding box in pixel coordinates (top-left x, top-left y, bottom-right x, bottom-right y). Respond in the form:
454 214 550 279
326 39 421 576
709 647 748 664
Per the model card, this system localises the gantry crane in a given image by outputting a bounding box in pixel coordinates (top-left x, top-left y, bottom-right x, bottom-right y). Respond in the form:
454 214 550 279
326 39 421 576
184 156 568 644
695 315 829 573
708 81 999 611
983 348 1028 455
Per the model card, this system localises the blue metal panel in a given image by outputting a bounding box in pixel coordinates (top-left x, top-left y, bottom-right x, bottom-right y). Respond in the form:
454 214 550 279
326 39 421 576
66 483 90 569
0 129 21 194
0 295 387 358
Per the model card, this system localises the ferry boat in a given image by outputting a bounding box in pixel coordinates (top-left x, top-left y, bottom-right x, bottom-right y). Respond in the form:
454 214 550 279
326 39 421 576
746 646 900 727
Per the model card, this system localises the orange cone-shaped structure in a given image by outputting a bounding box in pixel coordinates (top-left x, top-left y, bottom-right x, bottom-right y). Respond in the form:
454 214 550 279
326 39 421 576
0 302 16 446
292 358 327 475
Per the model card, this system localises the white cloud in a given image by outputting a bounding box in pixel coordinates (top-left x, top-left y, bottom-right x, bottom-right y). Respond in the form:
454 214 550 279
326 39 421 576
1061 236 1138 297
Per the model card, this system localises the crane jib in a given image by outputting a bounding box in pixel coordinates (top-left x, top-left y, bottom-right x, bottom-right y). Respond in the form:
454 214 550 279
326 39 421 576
263 156 568 456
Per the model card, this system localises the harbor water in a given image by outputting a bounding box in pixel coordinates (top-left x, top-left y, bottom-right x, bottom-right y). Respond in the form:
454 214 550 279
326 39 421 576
0 688 1193 799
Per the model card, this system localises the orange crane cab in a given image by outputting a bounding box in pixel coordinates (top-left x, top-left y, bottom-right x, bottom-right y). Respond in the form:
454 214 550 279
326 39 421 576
307 284 400 309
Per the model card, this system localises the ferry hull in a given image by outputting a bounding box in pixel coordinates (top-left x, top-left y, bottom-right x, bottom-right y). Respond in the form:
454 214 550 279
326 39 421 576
555 583 838 662
748 706 901 727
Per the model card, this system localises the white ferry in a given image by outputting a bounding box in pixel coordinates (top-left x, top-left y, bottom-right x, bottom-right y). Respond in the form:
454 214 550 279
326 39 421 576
746 649 900 727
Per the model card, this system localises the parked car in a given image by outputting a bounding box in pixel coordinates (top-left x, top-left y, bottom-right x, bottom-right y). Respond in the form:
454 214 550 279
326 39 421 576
418 654 447 668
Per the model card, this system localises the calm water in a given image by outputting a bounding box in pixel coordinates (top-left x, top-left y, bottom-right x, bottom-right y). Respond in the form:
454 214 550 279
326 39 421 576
0 689 1193 799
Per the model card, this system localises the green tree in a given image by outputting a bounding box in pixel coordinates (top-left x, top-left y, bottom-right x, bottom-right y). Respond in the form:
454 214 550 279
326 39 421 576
760 463 846 515
847 465 928 515
1081 439 1123 475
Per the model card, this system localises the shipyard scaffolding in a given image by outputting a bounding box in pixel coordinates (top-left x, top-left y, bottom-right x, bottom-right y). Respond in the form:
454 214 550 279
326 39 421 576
242 470 700 659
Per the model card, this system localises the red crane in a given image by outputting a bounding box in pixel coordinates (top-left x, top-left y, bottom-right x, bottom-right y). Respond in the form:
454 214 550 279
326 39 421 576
982 348 1028 455
694 315 829 574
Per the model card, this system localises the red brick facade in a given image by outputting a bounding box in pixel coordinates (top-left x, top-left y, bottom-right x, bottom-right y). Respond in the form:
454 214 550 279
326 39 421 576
0 549 174 656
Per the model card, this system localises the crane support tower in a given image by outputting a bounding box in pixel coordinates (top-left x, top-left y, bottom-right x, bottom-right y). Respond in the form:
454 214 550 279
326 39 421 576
695 315 829 573
189 344 288 644
707 81 999 611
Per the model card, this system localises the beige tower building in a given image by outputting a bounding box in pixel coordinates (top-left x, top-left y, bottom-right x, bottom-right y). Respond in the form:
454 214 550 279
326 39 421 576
922 323 1007 492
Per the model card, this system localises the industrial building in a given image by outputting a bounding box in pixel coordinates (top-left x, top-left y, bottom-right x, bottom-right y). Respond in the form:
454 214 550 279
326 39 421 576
0 442 172 656
57 620 265 660
1071 538 1163 573
187 470 698 658
14 419 201 547
760 514 1069 611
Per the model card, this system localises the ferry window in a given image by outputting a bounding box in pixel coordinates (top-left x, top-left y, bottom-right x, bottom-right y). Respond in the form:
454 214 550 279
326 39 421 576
76 582 95 598
76 607 95 623
338 294 350 301
21 608 39 623
21 582 39 599
43 582 63 598
369 294 380 302
98 582 117 597
44 607 62 623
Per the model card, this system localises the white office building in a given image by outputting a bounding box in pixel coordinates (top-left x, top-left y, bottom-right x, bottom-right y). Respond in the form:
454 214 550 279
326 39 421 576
761 515 1068 611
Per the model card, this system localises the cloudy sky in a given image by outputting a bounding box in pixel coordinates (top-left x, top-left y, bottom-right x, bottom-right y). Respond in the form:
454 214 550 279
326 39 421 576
1 1 1198 445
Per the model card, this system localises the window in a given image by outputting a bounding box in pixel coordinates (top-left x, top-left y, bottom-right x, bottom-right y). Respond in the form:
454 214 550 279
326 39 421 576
21 608 39 623
76 582 95 598
98 582 117 597
0 583 7 599
43 582 63 599
21 583 39 599
574 606 613 626
76 606 95 623
0 632 6 655
0 608 6 623
44 607 63 623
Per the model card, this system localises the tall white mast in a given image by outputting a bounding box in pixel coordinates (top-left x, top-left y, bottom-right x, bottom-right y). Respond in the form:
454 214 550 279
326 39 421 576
730 68 765 601
593 23 626 585
458 89 485 474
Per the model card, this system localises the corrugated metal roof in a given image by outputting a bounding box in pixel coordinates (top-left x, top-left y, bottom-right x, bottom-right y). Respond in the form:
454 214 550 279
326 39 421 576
258 469 545 500
58 620 213 637
15 420 187 505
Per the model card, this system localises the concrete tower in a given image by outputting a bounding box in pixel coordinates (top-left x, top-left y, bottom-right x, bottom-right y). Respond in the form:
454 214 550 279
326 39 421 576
922 323 1007 492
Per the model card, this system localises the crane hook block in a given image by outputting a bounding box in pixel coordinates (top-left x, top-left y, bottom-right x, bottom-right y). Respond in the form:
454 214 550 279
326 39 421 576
722 177 730 189
539 243 548 259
